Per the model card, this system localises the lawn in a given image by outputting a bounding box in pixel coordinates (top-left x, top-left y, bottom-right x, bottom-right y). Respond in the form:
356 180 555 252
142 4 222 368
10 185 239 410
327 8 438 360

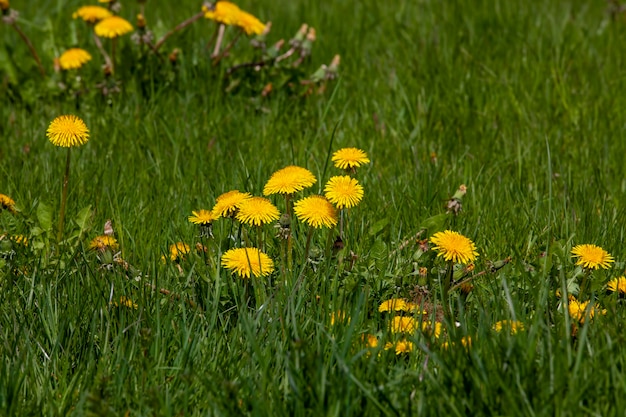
2 0 626 415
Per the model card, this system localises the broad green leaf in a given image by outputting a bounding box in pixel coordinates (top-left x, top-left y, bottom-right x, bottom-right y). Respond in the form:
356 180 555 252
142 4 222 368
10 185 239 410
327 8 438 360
37 202 53 232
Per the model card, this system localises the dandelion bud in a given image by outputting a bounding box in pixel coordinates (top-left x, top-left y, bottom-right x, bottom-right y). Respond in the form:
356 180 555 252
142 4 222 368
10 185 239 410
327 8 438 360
169 48 180 64
0 0 9 12
290 23 308 47
446 184 467 215
136 13 146 29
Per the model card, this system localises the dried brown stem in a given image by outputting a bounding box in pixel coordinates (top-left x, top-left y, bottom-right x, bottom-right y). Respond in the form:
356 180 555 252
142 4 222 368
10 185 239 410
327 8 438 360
11 23 45 76
92 32 113 70
154 11 205 51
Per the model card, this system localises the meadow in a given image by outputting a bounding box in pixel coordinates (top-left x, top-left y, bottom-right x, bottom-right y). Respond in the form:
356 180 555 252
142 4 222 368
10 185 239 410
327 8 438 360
2 0 626 415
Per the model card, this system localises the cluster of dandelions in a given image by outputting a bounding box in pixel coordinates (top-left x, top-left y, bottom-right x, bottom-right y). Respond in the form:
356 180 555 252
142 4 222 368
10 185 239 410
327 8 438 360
4 0 339 98
183 147 369 281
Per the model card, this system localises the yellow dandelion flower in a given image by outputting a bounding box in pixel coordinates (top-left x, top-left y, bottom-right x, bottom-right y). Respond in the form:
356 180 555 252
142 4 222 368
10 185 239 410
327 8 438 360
332 147 370 170
422 321 443 338
58 48 92 70
72 5 112 23
568 298 605 324
430 230 478 265
384 340 414 354
330 310 349 325
607 276 626 294
0 0 10 11
0 194 16 213
221 247 274 278
493 320 525 334
212 190 252 218
46 115 89 148
293 195 338 228
379 298 409 313
571 244 614 270
236 11 266 35
324 175 364 209
112 296 138 309
390 316 417 333
203 1 242 25
95 16 134 38
169 242 190 262
236 197 280 226
89 235 119 251
362 334 378 349
263 165 317 196
188 209 217 225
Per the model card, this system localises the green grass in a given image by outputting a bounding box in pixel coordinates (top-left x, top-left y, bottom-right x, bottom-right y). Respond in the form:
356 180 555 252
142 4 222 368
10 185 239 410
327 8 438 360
2 0 626 415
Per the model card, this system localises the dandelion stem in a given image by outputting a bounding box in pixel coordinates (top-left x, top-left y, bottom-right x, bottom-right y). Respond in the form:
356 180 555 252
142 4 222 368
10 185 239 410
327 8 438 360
57 148 72 243
92 33 113 71
212 24 226 57
213 28 243 64
442 260 454 318
110 38 116 74
154 11 205 51
304 226 314 262
10 23 45 77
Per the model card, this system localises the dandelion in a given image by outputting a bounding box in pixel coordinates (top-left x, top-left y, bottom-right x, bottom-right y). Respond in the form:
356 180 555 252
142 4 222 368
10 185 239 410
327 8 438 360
89 235 119 252
362 334 379 349
324 175 364 209
236 197 280 226
72 5 112 23
493 320 525 334
332 147 370 171
571 244 614 270
385 340 414 354
379 298 410 313
430 230 478 265
58 48 92 70
94 16 134 38
169 242 190 262
212 190 252 218
568 298 605 324
0 194 16 213
263 166 317 196
330 310 349 325
607 276 626 295
188 209 217 225
47 115 89 148
390 316 417 333
203 1 242 25
293 196 338 229
111 296 138 309
221 247 274 278
47 115 90 242
10 235 28 246
236 10 265 35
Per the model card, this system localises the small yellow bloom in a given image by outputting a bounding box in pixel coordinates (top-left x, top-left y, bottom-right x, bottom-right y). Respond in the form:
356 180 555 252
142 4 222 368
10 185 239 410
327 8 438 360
212 190 252 218
188 209 217 225
0 0 10 11
236 197 280 226
332 147 370 170
169 242 190 262
568 298 605 324
112 296 138 309
59 48 92 70
571 244 614 270
203 1 242 25
493 320 525 334
263 165 317 196
430 230 478 265
607 276 626 294
0 193 16 213
330 310 349 325
10 235 28 246
324 175 364 209
221 247 274 278
390 316 417 333
379 298 409 313
89 235 119 251
73 5 112 23
362 334 378 349
384 339 414 354
46 115 89 148
95 16 134 38
236 10 266 35
293 195 338 228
